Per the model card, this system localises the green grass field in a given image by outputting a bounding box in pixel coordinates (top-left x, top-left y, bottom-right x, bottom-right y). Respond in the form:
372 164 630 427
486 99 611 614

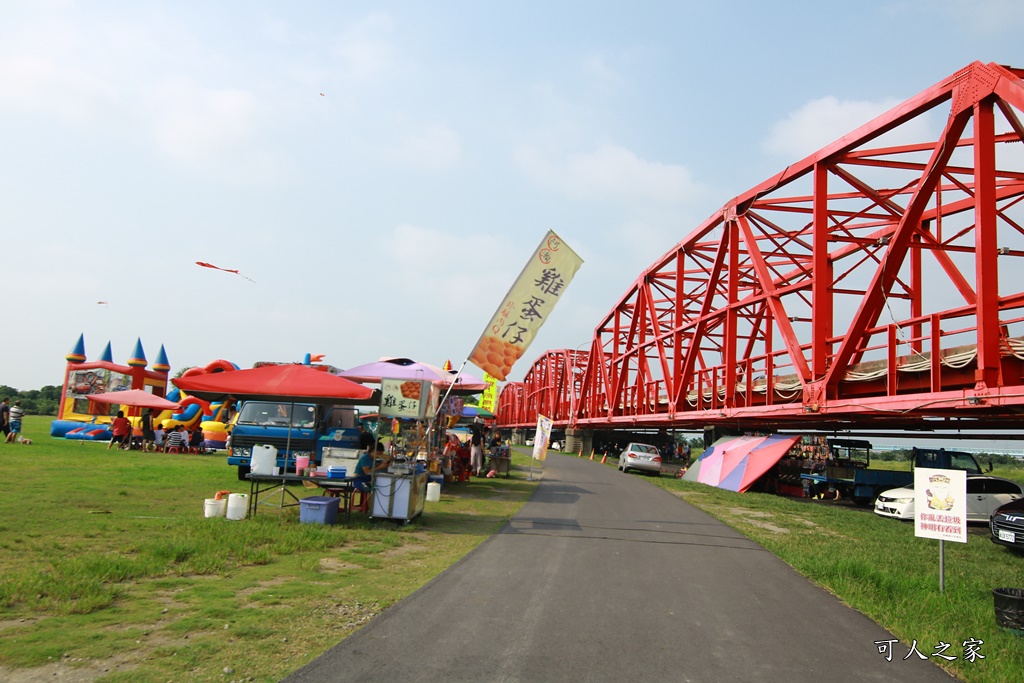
4 418 1024 682
0 416 537 682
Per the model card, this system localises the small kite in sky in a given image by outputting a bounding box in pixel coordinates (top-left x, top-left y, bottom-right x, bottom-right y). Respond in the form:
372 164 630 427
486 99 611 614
195 261 256 283
319 92 325 96
97 301 109 306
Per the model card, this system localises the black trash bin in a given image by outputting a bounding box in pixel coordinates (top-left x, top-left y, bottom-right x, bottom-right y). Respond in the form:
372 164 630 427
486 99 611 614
992 588 1024 634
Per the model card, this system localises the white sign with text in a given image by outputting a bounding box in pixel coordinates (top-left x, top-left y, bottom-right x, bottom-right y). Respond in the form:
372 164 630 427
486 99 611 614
914 467 967 543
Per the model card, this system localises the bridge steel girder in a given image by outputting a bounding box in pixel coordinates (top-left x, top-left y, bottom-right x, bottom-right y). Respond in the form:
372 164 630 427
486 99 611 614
497 61 1024 434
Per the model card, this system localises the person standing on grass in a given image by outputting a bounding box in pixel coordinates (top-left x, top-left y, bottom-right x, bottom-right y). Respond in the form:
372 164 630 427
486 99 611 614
140 409 155 452
469 417 485 476
107 410 132 450
6 400 24 443
0 397 9 442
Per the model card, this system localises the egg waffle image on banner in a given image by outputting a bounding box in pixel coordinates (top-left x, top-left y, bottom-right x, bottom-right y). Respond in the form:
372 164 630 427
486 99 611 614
400 381 422 399
470 336 525 382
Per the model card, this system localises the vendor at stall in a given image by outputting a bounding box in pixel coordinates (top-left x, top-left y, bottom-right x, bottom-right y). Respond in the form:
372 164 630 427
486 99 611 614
354 443 390 492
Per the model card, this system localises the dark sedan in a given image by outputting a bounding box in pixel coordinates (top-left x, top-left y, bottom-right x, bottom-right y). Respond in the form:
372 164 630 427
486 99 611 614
991 497 1024 554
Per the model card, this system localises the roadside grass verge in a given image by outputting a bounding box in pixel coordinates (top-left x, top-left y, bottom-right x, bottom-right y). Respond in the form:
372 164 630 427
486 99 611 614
650 474 1024 683
0 417 537 682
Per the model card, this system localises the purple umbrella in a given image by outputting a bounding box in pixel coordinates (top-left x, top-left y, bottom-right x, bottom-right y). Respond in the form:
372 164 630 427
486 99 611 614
338 357 487 394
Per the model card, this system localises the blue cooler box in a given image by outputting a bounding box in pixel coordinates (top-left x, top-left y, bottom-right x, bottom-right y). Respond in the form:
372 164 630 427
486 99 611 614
299 496 339 525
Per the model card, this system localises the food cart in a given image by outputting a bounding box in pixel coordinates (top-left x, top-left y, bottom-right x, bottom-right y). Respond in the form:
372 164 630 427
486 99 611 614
369 378 435 522
371 467 427 522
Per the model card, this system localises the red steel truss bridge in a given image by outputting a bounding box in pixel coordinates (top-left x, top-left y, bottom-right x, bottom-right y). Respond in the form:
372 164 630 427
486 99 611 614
497 61 1024 437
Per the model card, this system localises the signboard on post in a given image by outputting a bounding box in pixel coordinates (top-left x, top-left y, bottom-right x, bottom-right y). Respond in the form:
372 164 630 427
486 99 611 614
379 379 438 420
914 468 968 543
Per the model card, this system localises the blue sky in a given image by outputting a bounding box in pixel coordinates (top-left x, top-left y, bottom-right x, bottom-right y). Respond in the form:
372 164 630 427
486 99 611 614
2 0 1022 390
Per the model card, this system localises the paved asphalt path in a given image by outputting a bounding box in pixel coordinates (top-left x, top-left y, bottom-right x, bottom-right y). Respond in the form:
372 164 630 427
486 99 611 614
283 454 954 682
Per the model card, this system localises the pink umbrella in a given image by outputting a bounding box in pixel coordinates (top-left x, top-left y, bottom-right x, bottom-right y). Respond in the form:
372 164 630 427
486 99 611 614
87 389 182 412
687 435 799 492
720 435 800 492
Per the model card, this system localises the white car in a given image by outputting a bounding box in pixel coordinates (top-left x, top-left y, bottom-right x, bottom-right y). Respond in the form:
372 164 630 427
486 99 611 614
617 442 662 475
874 475 1023 522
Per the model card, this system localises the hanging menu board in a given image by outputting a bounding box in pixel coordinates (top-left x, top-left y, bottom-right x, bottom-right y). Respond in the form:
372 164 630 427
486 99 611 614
379 379 439 420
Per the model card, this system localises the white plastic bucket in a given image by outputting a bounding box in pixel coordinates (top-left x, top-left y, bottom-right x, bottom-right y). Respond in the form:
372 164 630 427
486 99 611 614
251 444 277 475
225 493 248 520
204 498 227 518
426 482 441 503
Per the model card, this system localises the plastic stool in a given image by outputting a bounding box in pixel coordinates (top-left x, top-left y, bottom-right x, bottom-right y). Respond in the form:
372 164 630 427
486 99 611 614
351 489 370 513
166 446 180 454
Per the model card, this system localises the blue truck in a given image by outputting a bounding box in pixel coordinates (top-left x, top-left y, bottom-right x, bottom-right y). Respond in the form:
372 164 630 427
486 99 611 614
227 400 363 480
802 440 983 504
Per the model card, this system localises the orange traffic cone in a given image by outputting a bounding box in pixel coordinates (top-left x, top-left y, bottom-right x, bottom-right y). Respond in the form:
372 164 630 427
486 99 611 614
600 453 607 464
589 450 595 461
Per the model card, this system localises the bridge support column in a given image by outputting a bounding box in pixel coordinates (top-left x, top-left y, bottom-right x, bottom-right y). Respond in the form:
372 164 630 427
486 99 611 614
566 428 593 456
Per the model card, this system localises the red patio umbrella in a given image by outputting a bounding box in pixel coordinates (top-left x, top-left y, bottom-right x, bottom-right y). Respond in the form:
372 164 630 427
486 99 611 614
172 364 375 404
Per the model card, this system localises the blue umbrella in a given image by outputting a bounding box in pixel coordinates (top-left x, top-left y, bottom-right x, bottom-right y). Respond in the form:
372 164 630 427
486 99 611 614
461 405 495 419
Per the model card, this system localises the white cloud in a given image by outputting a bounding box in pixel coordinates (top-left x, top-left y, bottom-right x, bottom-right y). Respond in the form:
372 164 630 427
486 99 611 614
381 124 463 170
0 22 117 118
579 53 625 90
761 94 945 167
149 78 288 184
514 144 701 204
381 224 520 325
762 96 905 160
329 13 399 82
152 79 255 158
941 0 1024 35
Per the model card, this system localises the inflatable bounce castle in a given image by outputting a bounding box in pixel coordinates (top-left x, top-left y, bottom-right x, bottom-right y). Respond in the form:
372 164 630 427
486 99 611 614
50 335 236 449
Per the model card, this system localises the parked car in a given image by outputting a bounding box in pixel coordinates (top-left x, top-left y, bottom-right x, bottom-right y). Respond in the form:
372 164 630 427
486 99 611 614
617 442 662 475
990 497 1024 554
550 441 561 451
525 438 535 446
874 475 1023 522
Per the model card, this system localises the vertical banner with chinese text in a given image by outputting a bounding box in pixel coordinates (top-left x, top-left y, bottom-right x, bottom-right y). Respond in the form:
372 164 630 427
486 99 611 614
532 414 552 462
478 372 499 413
469 231 583 381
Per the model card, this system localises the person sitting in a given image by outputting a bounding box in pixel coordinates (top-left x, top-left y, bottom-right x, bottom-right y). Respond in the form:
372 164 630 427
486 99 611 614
165 426 185 452
354 442 389 492
153 425 166 451
189 426 205 453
